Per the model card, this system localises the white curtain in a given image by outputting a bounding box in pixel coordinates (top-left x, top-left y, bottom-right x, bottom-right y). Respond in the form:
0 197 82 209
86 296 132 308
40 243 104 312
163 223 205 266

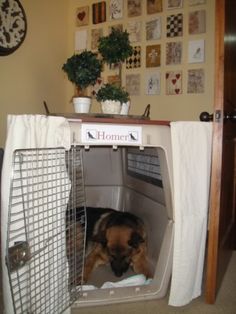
169 121 212 306
1 115 71 314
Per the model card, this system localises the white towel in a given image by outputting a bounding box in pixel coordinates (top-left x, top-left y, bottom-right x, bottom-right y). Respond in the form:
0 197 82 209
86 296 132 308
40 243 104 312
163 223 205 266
101 274 152 289
81 274 152 291
169 121 212 306
1 115 71 314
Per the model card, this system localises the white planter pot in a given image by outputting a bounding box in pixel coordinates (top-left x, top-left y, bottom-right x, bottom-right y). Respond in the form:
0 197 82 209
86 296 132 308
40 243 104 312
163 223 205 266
120 101 130 115
101 100 121 114
73 97 91 113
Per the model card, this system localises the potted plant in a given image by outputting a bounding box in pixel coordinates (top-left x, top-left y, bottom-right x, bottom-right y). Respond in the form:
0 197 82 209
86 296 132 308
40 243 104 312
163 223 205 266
98 27 133 66
97 28 133 114
62 50 102 113
96 83 130 114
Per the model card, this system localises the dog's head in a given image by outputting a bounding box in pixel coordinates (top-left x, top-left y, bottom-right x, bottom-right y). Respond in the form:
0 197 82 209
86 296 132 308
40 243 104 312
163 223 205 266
94 225 145 277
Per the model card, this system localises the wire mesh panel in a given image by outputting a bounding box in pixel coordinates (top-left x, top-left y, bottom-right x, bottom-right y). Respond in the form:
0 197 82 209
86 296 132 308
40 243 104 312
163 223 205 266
65 147 87 297
127 149 163 187
6 147 86 314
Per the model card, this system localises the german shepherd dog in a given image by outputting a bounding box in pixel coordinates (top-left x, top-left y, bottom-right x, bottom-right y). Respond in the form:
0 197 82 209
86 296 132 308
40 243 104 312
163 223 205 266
66 207 153 285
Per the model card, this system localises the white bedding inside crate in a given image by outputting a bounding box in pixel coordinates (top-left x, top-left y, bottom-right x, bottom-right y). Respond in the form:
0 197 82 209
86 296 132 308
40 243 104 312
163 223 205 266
82 274 152 291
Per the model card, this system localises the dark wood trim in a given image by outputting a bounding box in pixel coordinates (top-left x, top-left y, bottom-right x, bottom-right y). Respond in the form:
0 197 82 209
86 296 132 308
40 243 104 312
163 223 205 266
205 0 225 304
48 113 171 126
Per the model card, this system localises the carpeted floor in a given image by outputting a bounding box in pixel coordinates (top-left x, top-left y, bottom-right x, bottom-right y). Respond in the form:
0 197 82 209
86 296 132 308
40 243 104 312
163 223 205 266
71 251 236 314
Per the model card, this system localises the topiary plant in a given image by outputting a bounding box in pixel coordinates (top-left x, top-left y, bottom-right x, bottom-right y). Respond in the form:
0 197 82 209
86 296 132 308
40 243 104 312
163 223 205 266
62 50 102 96
96 83 129 103
98 28 133 66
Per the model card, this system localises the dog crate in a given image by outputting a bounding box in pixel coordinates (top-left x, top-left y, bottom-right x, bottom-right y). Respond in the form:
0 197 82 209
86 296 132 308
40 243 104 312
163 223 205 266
5 120 174 313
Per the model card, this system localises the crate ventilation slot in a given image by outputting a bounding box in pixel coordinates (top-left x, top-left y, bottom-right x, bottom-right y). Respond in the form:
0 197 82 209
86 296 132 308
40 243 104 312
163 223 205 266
127 151 163 187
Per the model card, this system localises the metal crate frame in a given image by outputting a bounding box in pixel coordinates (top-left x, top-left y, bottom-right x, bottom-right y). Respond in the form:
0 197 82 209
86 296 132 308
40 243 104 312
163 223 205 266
6 147 86 314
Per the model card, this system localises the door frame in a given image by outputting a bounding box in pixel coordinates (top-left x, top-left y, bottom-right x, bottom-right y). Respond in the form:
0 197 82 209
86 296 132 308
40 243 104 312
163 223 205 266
205 0 236 304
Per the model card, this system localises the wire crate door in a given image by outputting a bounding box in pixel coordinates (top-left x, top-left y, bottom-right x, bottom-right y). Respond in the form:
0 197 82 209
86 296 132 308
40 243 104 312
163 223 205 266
5 148 86 314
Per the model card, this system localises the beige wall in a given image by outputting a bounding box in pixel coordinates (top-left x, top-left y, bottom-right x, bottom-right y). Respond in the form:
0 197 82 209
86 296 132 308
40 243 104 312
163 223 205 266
0 0 215 148
0 0 69 147
66 0 215 119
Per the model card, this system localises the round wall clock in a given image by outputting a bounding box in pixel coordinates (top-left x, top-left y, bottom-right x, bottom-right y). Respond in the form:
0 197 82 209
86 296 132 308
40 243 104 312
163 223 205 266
0 0 27 56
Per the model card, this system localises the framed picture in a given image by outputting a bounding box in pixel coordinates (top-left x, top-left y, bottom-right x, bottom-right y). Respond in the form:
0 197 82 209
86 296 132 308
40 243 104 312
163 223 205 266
147 0 162 14
146 71 161 95
166 14 183 38
166 71 182 95
126 74 141 95
76 6 89 26
126 46 141 69
107 75 121 86
166 42 182 65
92 1 106 24
189 10 206 34
146 17 161 41
110 0 123 20
167 0 183 9
188 39 205 63
127 0 142 17
127 21 142 43
91 77 103 98
91 28 103 50
146 45 161 68
75 30 87 51
187 69 205 93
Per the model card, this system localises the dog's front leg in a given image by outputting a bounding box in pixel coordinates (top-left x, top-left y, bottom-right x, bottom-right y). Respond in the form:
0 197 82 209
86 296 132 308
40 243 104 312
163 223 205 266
132 257 153 279
132 246 153 279
83 245 108 283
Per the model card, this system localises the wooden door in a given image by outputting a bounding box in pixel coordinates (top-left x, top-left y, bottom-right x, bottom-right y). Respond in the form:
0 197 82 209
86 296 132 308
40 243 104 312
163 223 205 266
205 0 236 304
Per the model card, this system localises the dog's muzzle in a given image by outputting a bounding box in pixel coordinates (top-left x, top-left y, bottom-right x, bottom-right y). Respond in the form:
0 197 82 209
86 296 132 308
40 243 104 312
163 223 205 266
110 258 130 277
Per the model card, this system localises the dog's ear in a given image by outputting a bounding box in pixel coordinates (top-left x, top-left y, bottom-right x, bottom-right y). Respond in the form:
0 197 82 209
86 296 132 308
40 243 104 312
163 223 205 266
128 232 144 249
92 232 107 248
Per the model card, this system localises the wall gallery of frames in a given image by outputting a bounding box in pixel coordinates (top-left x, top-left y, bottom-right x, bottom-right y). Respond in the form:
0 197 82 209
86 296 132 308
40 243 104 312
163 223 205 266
74 0 207 99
